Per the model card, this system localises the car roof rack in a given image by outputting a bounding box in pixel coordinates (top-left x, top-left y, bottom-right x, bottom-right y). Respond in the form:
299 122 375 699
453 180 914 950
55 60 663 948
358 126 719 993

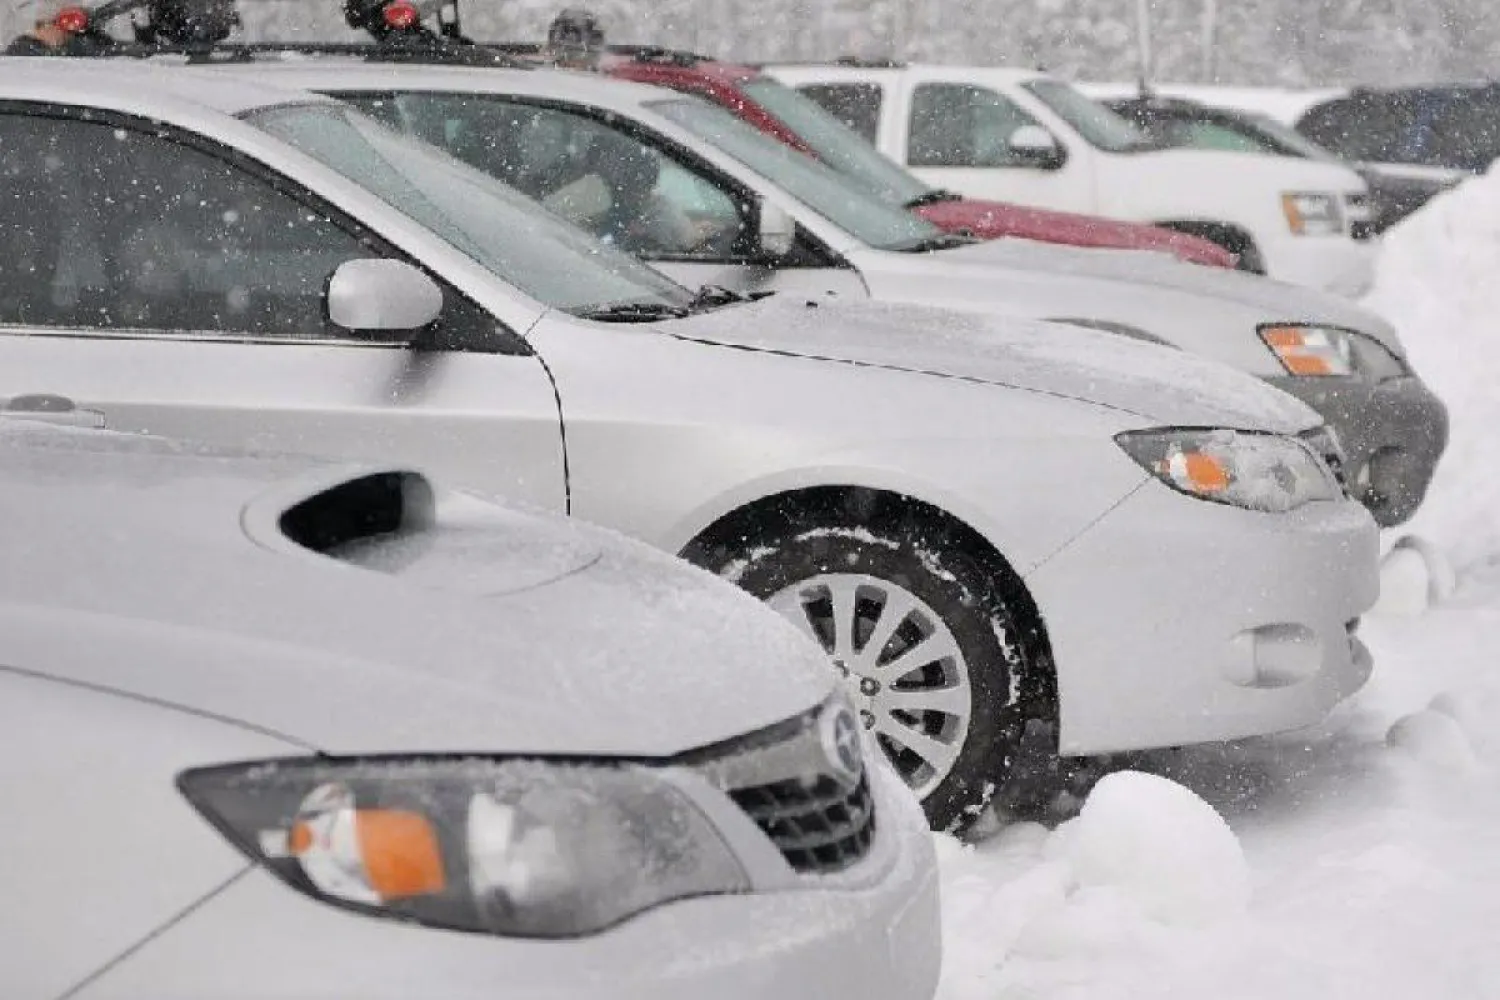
834 55 906 68
112 39 529 66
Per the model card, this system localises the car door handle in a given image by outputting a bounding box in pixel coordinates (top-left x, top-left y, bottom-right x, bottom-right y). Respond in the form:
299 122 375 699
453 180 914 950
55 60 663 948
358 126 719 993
2 394 107 429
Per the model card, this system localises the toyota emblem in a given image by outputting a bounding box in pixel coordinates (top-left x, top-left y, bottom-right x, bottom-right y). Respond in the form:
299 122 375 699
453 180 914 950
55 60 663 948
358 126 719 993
819 704 864 788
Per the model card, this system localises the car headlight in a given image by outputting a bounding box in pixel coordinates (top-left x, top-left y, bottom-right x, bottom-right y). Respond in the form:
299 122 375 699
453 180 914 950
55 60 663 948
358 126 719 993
1281 191 1343 235
179 756 750 938
1259 325 1409 380
1116 428 1340 512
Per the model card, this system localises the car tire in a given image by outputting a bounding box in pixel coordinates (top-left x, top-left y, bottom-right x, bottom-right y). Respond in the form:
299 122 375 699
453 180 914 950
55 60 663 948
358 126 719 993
689 509 1045 833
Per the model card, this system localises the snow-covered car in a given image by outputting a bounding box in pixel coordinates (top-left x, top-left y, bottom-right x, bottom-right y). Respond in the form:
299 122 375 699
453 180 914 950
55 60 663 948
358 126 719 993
242 60 1446 527
0 61 1379 831
0 417 939 999
769 62 1377 295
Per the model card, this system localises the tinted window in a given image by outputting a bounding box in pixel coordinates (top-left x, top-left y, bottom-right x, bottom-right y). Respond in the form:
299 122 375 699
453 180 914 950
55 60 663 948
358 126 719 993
1021 80 1154 152
0 112 370 336
739 79 928 205
337 93 749 259
251 101 695 313
795 83 884 143
907 83 1046 168
648 96 941 252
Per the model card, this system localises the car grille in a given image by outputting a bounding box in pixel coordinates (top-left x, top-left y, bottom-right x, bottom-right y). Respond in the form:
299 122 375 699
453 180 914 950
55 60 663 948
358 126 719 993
1345 194 1377 241
1301 426 1351 496
684 702 878 876
728 772 877 874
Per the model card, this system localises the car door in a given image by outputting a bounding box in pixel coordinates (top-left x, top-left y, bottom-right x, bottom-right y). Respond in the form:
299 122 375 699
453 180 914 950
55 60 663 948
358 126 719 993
345 91 869 301
900 81 1094 211
0 105 566 508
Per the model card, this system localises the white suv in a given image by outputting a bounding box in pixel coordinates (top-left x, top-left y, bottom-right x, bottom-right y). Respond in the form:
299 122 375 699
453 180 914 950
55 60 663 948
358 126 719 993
769 62 1377 296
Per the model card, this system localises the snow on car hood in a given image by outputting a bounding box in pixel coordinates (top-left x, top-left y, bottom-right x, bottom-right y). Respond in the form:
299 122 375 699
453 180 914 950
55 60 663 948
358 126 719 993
942 239 1404 354
0 424 833 757
669 296 1321 433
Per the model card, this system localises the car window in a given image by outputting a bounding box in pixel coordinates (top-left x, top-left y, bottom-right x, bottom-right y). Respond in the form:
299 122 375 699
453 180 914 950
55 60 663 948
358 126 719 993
794 83 884 144
1021 79 1154 153
741 79 929 205
337 92 749 259
647 96 942 252
0 111 371 337
1299 93 1422 164
907 83 1046 168
249 101 695 314
1176 119 1277 154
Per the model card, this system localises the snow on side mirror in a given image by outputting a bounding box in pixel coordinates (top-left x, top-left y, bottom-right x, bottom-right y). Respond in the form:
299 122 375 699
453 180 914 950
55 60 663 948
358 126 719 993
326 259 443 343
756 200 797 260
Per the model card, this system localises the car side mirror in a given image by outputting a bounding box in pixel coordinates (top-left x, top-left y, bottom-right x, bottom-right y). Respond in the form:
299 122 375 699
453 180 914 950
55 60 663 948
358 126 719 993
756 200 797 260
1008 125 1066 169
326 259 444 343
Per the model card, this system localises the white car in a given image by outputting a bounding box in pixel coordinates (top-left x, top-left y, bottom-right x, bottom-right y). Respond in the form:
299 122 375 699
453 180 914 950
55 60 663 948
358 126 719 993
769 62 1377 295
0 60 1378 831
0 416 939 999
239 60 1445 528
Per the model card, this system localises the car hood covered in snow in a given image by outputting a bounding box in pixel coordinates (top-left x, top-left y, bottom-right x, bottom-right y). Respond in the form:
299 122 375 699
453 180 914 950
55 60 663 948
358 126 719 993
0 423 832 756
943 239 1405 355
668 297 1322 433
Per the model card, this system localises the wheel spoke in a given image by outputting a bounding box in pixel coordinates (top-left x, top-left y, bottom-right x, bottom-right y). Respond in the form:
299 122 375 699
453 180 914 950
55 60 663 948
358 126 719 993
875 630 961 681
826 578 860 661
855 588 918 672
876 716 962 776
880 683 970 720
767 590 827 652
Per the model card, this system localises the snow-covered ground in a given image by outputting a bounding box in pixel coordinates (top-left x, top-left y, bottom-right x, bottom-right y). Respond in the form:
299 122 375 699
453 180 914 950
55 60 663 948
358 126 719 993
935 168 1500 999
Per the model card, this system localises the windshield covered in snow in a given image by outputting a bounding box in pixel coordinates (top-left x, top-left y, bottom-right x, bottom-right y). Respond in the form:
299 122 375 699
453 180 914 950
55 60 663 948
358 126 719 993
738 78 931 205
1024 79 1160 152
648 96 944 251
244 102 693 315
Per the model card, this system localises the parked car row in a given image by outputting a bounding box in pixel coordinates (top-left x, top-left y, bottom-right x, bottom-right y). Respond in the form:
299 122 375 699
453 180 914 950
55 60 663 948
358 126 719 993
0 0 1452 996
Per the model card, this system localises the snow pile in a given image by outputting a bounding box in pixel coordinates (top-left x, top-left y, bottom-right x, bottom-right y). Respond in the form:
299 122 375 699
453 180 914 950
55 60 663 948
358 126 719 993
1365 169 1500 570
935 772 1247 996
1046 771 1250 925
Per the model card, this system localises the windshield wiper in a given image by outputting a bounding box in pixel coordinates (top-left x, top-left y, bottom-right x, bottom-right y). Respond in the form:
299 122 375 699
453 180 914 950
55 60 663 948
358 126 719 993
889 231 980 253
688 284 776 312
574 301 691 323
903 188 964 209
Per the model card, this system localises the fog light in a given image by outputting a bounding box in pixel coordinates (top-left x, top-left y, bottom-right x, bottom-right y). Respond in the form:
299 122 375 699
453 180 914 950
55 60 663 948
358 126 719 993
1227 624 1320 688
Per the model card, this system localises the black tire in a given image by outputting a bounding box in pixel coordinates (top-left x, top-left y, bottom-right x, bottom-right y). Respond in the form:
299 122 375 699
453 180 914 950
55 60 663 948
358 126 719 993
686 508 1047 834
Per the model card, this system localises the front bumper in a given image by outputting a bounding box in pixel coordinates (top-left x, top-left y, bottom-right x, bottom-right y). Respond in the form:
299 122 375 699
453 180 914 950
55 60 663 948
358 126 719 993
78 763 941 1000
1024 480 1379 757
1268 374 1449 527
1259 231 1378 298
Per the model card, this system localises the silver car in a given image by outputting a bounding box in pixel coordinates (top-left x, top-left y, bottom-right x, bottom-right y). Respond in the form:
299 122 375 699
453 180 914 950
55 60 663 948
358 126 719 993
0 416 939 999
0 61 1378 832
246 59 1444 528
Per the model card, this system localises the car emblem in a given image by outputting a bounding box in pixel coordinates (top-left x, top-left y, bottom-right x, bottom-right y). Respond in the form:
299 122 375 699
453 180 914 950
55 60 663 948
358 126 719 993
819 704 864 789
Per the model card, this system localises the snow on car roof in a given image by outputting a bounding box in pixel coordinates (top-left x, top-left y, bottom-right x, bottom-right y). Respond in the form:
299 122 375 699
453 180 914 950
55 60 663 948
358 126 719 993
0 55 339 119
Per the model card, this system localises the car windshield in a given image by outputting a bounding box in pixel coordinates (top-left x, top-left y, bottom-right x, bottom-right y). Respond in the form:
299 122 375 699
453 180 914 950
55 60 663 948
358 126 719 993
243 102 693 316
647 96 944 251
1237 112 1341 160
738 78 931 205
1023 80 1158 152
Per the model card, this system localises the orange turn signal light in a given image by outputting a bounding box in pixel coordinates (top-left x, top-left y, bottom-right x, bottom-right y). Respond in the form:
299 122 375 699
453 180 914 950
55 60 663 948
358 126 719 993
290 808 446 901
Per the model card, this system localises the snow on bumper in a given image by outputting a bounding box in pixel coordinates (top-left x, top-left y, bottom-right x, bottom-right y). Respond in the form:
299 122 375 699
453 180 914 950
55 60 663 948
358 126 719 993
1024 482 1379 757
1260 231 1378 298
80 764 941 1000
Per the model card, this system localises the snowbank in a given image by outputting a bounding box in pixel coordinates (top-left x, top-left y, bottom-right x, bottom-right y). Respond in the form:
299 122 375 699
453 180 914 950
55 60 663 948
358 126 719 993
1364 169 1500 571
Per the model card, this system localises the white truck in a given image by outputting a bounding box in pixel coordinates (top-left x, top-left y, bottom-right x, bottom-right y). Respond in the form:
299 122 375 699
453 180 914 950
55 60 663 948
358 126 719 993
769 62 1377 296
